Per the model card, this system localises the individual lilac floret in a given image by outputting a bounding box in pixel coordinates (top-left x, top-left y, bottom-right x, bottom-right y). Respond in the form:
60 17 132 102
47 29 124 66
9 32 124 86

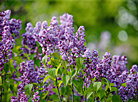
11 96 18 102
130 65 138 74
19 92 28 102
32 91 40 102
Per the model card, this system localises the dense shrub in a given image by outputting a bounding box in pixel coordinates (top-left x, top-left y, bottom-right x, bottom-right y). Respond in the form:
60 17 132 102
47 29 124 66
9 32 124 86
0 10 138 102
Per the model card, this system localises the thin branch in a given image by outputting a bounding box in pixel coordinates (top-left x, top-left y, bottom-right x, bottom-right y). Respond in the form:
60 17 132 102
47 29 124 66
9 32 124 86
56 78 62 102
72 83 74 102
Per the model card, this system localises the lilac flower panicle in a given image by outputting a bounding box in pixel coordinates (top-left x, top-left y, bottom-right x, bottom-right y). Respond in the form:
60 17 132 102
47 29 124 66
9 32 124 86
0 10 21 71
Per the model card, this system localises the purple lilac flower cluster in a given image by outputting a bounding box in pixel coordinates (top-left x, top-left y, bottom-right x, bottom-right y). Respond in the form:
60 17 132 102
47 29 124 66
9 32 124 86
58 14 86 66
83 49 99 87
23 13 86 68
0 10 21 71
33 19 59 55
108 55 128 87
0 26 14 71
32 91 40 102
83 51 138 101
11 60 45 102
0 10 21 41
21 22 42 60
118 65 138 101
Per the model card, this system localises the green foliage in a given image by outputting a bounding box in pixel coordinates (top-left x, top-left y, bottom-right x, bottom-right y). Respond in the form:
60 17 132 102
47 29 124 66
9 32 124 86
63 75 70 87
112 95 122 102
34 59 41 67
75 57 84 73
48 68 56 77
43 75 50 83
93 82 102 91
42 55 48 66
30 53 36 60
25 84 33 95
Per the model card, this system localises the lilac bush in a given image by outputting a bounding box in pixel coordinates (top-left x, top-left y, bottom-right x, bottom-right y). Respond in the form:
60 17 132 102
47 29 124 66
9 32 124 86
0 10 138 102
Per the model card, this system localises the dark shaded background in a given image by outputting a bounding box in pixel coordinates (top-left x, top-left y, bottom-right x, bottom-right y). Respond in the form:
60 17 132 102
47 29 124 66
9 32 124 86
0 0 138 68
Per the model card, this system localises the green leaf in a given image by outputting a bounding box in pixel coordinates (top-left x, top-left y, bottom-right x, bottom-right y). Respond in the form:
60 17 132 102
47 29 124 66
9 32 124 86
48 68 56 77
52 52 60 59
4 63 9 73
58 67 63 75
28 97 33 102
75 57 84 72
52 88 58 94
7 93 13 102
48 61 51 65
42 91 49 100
12 45 21 55
111 87 118 94
25 84 33 95
42 55 48 66
102 78 110 85
110 83 115 86
36 41 40 47
61 87 66 95
121 83 127 87
102 78 111 91
61 60 68 69
34 59 41 67
63 75 70 87
9 59 16 73
38 47 42 53
98 89 105 99
79 79 84 91
87 92 93 99
84 89 93 96
49 94 59 100
12 56 23 65
71 69 77 78
74 95 81 101
56 64 61 76
30 53 36 60
66 85 72 96
80 70 85 76
72 79 83 93
93 82 102 91
43 75 50 83
105 85 109 91
112 95 121 102
82 64 85 69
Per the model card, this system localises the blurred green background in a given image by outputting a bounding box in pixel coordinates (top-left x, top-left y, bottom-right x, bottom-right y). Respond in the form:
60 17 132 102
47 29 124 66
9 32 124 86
0 0 138 68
